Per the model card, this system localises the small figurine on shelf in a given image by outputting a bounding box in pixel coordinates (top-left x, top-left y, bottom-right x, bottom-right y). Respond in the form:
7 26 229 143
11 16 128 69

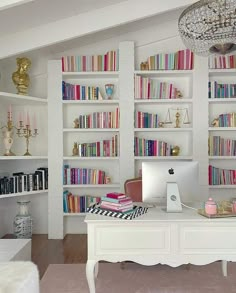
105 176 111 184
140 61 149 70
72 142 79 156
12 57 31 95
158 121 165 128
176 90 183 99
211 118 219 127
171 145 180 156
74 118 79 128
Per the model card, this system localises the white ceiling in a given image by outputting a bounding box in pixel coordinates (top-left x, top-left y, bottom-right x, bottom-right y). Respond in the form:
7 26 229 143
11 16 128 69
0 0 125 36
0 0 196 59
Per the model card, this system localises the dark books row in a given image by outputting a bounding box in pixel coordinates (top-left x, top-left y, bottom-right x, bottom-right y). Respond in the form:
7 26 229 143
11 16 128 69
0 167 48 195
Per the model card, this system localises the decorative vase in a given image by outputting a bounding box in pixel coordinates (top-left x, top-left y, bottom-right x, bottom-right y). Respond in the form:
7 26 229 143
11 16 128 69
2 129 15 156
13 200 33 239
105 84 114 99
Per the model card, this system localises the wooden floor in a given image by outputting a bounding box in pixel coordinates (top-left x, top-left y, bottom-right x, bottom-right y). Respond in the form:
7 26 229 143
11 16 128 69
31 234 87 279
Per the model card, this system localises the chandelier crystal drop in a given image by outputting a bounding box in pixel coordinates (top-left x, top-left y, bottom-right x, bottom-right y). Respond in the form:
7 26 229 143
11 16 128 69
178 0 236 56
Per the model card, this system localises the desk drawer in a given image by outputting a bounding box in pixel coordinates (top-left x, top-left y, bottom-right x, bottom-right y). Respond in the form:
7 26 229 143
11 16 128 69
180 225 236 252
95 225 170 255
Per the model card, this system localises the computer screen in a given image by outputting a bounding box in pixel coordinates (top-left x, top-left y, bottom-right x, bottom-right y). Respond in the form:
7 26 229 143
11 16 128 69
142 161 199 212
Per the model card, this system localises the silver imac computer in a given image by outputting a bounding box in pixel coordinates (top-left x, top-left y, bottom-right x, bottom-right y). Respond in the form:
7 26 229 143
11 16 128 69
142 161 199 212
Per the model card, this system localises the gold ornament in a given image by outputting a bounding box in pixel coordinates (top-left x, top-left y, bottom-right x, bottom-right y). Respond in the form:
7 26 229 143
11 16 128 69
211 118 219 127
72 142 79 156
12 57 31 95
74 118 79 128
171 146 180 156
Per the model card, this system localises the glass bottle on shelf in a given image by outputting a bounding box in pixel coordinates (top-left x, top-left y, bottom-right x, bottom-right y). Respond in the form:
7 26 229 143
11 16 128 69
13 200 33 239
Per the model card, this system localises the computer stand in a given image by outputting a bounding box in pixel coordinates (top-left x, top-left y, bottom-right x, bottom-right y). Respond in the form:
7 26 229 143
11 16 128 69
166 182 182 212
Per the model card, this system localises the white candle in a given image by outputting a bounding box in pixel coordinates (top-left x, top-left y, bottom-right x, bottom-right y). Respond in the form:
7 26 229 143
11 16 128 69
8 104 12 121
26 112 30 126
18 112 23 128
33 113 37 129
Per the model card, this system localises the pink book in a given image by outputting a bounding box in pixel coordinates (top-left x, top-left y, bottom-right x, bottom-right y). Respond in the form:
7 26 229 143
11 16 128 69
106 192 126 199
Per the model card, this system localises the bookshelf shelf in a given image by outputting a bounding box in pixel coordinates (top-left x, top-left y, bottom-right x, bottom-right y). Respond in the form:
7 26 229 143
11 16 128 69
63 184 120 188
134 128 193 132
209 185 236 189
209 69 236 76
63 128 119 133
208 98 236 104
0 156 48 160
0 91 47 105
0 190 48 199
63 156 119 160
63 100 119 104
135 156 193 160
62 71 119 78
134 99 192 104
63 213 87 217
134 70 193 76
209 156 236 160
208 127 236 131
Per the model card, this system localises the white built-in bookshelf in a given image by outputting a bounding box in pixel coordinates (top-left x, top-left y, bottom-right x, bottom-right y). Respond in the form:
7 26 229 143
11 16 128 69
208 65 236 195
48 44 129 238
0 92 48 200
47 41 236 239
133 68 193 176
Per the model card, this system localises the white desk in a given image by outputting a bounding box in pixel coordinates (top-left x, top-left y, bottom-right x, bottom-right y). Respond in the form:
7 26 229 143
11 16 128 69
85 207 236 293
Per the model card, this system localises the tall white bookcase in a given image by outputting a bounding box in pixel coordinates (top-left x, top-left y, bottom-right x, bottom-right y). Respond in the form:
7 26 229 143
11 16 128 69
0 91 48 237
48 42 135 239
208 68 236 198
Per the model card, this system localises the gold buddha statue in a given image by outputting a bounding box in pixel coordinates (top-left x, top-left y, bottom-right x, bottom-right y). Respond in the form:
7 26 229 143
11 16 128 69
12 57 31 95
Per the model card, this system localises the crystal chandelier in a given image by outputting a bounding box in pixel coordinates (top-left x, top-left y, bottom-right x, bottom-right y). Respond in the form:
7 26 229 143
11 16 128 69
178 0 236 56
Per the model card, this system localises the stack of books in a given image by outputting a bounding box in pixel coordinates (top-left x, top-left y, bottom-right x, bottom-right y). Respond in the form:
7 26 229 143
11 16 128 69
100 192 133 213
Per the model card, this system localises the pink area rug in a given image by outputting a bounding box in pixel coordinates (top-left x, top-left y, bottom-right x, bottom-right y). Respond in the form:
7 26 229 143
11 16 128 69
40 262 236 293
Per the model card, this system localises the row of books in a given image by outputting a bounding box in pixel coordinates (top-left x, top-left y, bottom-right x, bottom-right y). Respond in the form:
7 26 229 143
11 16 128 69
100 192 133 213
63 190 100 213
63 165 108 185
209 136 236 157
135 111 159 128
146 49 194 70
75 135 118 157
208 81 236 99
134 75 182 99
215 112 236 127
209 54 236 69
62 81 103 100
74 108 119 129
0 167 48 195
209 165 236 185
61 50 119 72
134 137 173 156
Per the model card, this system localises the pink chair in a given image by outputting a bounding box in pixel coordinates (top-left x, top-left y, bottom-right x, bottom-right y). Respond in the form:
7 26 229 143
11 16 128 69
124 177 142 202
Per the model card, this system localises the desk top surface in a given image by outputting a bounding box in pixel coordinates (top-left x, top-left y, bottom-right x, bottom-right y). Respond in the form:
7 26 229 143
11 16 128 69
85 205 236 223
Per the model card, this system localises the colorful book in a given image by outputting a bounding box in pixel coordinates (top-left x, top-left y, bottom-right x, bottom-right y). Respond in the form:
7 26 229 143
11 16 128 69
106 192 126 199
101 196 132 204
87 203 149 220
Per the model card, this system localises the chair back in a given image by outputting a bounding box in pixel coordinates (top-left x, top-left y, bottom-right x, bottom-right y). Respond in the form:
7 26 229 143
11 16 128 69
124 177 142 202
